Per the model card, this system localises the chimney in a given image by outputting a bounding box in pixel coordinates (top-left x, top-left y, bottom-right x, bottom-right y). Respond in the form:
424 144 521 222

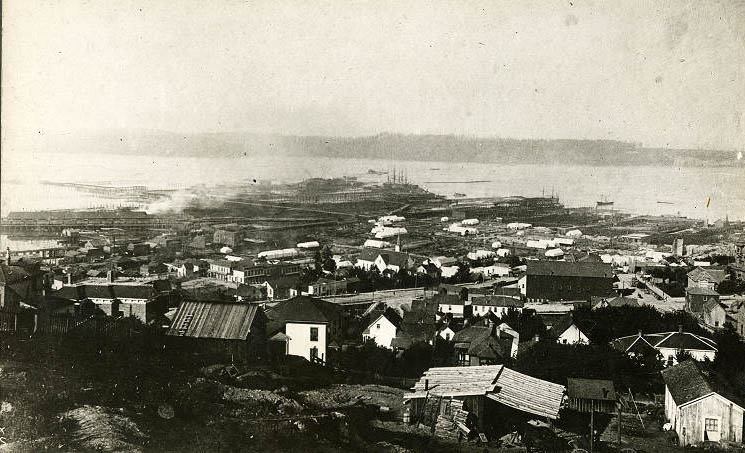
638 330 643 337
602 388 609 399
533 333 540 343
424 379 429 391
678 324 683 333
67 273 72 285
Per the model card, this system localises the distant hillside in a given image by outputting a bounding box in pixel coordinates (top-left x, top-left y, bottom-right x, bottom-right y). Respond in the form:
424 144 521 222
37 130 742 167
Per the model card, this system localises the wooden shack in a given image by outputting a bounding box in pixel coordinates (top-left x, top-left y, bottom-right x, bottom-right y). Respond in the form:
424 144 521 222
662 361 744 446
566 378 617 414
166 300 266 362
404 365 565 433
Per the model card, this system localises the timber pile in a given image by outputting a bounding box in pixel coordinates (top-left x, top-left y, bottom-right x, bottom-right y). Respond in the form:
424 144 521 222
434 399 470 440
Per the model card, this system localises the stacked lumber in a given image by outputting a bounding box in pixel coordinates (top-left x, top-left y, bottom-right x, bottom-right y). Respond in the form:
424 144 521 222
434 415 460 440
406 365 503 399
434 399 471 440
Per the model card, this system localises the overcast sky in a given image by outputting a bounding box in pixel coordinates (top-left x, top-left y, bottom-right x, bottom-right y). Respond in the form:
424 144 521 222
2 0 744 150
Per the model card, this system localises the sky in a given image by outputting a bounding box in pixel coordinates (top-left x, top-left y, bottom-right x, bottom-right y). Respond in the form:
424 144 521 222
2 0 745 150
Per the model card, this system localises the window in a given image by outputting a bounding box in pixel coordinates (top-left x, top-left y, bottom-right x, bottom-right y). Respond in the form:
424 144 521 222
445 333 451 340
705 418 719 432
715 321 719 327
376 323 380 329
310 327 319 342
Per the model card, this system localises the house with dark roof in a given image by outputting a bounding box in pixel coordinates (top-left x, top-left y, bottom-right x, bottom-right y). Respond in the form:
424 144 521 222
438 283 468 300
265 296 344 364
470 295 524 317
452 322 518 366
264 275 300 300
391 302 437 350
549 314 590 345
662 361 744 446
687 267 727 291
306 277 360 297
166 300 266 361
525 261 614 302
51 283 165 324
610 327 717 367
434 293 470 318
686 287 721 314
354 248 413 274
235 284 266 302
362 307 403 349
1 261 48 330
702 300 727 330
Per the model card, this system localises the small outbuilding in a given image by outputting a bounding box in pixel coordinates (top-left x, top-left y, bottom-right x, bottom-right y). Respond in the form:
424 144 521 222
662 361 744 446
566 378 617 414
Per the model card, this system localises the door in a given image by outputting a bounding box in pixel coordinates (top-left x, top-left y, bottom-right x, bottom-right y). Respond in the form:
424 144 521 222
704 417 721 441
310 346 318 363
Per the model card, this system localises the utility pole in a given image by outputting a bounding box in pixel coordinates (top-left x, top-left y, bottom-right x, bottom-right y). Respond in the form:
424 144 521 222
617 404 622 452
590 408 594 453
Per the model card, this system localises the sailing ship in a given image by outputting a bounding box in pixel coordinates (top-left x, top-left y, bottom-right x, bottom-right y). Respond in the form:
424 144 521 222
596 194 614 208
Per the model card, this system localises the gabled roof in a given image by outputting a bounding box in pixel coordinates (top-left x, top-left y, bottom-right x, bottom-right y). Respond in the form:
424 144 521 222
367 307 403 330
703 300 725 313
357 248 382 262
662 361 717 407
687 267 726 284
266 295 339 326
452 326 514 360
378 250 411 269
166 300 262 340
527 261 613 278
0 263 31 285
686 287 720 296
548 314 586 338
433 293 465 306
265 275 300 290
471 295 524 308
567 378 616 401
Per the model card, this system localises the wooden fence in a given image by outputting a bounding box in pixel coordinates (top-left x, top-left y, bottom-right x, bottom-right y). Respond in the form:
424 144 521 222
0 311 17 332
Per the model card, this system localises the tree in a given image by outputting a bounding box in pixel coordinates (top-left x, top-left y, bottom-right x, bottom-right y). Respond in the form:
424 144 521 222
313 250 323 274
675 349 693 364
320 246 336 273
500 308 546 341
450 261 472 284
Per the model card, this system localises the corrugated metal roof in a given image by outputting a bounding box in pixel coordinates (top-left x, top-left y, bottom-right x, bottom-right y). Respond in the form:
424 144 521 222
167 300 260 340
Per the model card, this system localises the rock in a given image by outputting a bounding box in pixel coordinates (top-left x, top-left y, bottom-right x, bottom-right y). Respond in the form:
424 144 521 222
0 402 13 414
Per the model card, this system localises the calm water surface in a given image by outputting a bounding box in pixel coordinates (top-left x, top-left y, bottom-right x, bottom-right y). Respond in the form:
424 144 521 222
2 152 743 221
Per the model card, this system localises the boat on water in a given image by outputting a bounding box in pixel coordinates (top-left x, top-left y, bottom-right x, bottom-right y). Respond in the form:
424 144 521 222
453 192 466 197
656 201 674 205
596 194 614 208
367 169 387 175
